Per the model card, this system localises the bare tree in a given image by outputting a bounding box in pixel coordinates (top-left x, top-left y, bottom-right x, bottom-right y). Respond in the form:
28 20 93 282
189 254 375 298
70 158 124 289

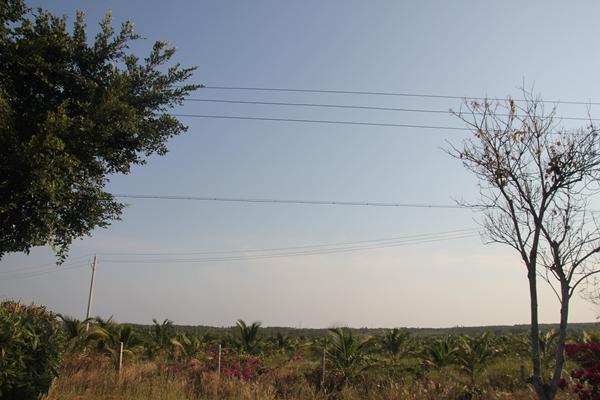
447 91 600 400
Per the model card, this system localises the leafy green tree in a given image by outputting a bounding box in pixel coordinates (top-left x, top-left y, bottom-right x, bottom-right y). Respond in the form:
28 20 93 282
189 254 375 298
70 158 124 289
0 301 65 400
0 0 199 262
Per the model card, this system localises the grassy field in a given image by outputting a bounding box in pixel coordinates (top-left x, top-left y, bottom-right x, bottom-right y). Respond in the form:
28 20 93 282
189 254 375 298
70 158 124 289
38 318 594 400
45 356 573 400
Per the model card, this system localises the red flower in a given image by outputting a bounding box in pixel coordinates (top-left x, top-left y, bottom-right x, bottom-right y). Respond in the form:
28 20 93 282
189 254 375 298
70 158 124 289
573 369 585 379
558 378 567 389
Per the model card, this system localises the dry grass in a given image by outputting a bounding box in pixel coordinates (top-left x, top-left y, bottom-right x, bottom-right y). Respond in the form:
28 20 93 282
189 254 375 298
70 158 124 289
43 356 578 400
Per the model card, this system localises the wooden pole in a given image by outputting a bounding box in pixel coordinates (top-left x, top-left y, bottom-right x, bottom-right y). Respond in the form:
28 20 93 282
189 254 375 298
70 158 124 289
85 255 97 332
520 364 526 383
217 344 222 376
117 342 123 374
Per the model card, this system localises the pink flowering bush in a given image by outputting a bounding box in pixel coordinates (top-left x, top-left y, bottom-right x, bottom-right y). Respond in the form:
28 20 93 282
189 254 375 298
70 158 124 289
206 348 263 381
565 341 600 400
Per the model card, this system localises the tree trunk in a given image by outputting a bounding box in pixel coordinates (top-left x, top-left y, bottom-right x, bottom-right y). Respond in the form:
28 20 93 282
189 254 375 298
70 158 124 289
548 282 570 400
528 268 551 400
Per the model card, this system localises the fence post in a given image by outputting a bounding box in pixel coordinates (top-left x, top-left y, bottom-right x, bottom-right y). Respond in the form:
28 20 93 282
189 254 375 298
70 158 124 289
116 342 123 374
320 347 326 390
519 364 526 383
217 344 222 377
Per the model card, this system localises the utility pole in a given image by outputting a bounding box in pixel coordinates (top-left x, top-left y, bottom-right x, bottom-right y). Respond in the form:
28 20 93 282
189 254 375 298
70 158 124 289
85 254 97 332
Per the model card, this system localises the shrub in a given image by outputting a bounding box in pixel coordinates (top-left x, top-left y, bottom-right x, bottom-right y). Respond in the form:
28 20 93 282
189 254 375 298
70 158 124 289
206 348 263 380
566 341 600 400
0 301 65 399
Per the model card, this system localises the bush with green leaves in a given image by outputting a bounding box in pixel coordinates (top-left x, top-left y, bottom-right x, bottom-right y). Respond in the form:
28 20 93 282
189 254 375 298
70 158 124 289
0 301 65 400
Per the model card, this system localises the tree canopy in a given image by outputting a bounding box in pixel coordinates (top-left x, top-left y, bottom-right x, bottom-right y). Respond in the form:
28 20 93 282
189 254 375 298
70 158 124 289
0 0 200 261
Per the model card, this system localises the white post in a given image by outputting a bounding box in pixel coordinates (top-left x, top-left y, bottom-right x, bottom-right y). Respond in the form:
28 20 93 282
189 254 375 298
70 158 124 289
85 255 97 332
321 347 326 389
117 342 123 373
217 344 222 376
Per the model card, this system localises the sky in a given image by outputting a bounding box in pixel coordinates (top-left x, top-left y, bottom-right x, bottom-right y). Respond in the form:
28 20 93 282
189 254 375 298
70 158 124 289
2 1 600 328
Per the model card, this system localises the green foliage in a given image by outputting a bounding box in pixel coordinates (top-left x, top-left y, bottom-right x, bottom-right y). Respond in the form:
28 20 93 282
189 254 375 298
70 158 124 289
58 315 91 352
0 301 65 400
45 315 591 398
379 328 411 359
151 318 176 348
538 330 559 376
325 327 373 384
235 319 262 354
420 335 460 369
265 332 301 354
92 321 143 359
455 332 499 384
138 318 178 359
170 333 204 361
0 0 200 261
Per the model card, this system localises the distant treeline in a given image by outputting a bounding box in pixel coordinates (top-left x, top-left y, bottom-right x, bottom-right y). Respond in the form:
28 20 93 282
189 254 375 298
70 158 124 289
129 322 600 338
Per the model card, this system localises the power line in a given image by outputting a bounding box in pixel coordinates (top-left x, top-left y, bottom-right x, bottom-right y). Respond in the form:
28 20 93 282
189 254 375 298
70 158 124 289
184 99 458 114
172 113 469 131
112 193 471 209
0 230 481 279
174 113 597 132
101 232 480 264
201 86 600 106
183 98 600 122
98 228 479 256
0 254 93 275
0 263 90 281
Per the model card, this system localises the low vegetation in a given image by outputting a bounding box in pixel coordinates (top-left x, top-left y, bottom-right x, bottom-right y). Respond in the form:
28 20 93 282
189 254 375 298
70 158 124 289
6 307 591 400
0 301 64 399
4 300 599 399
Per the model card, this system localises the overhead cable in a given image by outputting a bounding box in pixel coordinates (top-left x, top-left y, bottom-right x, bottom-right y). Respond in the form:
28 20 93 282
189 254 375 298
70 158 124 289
183 99 600 122
113 193 471 209
172 113 469 131
98 228 479 257
200 86 600 106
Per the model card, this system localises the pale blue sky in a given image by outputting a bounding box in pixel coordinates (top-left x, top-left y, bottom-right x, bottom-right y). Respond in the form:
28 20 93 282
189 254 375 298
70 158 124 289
2 1 600 328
